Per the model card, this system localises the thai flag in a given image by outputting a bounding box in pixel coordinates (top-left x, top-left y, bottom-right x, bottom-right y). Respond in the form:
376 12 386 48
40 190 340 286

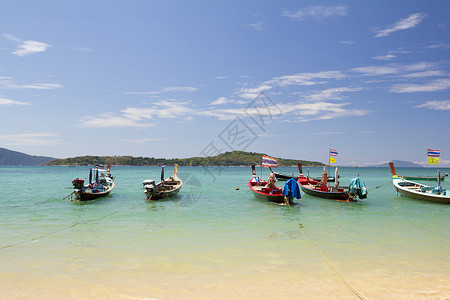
427 149 440 157
329 149 338 156
262 155 278 167
95 163 105 169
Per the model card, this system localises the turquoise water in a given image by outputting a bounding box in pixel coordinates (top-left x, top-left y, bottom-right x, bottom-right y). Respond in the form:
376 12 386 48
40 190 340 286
0 166 449 299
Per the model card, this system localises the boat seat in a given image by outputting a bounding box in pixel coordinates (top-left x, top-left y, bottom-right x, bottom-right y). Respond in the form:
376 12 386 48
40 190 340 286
421 186 433 192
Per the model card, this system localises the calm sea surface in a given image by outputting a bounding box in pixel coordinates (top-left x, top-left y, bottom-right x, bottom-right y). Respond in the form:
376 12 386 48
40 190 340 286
0 166 449 299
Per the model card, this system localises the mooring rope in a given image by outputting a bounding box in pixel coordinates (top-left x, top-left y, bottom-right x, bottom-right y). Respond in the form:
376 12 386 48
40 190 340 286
0 202 147 250
367 180 392 192
284 199 369 300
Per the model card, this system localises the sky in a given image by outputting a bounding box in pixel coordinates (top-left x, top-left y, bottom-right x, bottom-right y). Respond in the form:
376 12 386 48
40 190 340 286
1 0 450 167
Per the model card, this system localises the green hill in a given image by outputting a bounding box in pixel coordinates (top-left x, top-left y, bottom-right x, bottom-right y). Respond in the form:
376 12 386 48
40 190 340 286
45 151 323 167
0 148 55 165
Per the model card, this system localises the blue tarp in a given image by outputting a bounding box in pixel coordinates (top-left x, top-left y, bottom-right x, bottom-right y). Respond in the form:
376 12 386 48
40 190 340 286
348 177 367 199
283 178 301 199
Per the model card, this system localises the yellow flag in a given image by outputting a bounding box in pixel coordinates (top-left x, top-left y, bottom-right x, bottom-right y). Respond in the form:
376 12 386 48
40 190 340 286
329 157 336 164
427 157 439 165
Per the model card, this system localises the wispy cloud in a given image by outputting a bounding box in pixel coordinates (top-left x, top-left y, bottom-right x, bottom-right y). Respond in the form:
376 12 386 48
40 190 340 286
0 96 30 106
426 42 450 49
75 46 94 52
373 50 411 61
124 86 198 95
374 13 426 38
304 87 363 101
282 5 347 21
352 62 440 77
0 76 62 90
279 101 369 121
0 132 61 146
121 137 167 143
79 100 196 128
416 100 450 110
247 21 264 31
79 112 155 128
4 33 50 56
268 71 346 87
390 78 450 93
339 40 356 45
315 131 344 135
209 97 245 106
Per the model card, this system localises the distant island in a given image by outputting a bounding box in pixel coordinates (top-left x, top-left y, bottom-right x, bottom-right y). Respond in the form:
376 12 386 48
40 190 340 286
45 151 324 167
0 148 55 165
370 160 424 168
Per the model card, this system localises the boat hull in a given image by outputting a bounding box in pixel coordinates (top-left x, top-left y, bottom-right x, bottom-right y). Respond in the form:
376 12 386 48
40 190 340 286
145 175 183 201
297 177 353 201
393 178 450 204
248 180 286 203
75 182 115 201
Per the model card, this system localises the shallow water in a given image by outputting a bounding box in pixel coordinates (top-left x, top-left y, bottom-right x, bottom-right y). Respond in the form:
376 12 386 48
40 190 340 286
0 166 449 299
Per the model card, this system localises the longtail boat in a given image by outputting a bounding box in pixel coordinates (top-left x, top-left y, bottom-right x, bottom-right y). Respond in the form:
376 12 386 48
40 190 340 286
70 164 115 201
297 164 367 201
143 164 183 200
248 165 301 204
270 164 336 182
392 171 449 204
389 162 447 181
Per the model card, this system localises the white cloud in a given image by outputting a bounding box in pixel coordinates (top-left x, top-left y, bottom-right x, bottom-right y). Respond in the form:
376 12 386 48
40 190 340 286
121 137 167 143
3 33 21 43
427 43 450 49
0 132 60 146
416 100 450 110
124 86 198 95
374 13 426 38
352 62 440 77
247 21 264 31
401 70 445 78
278 101 369 121
13 40 50 56
315 131 344 135
373 50 411 61
75 46 94 52
0 77 62 90
304 87 362 101
339 40 356 45
238 85 272 99
79 112 155 128
0 96 30 106
282 5 347 21
268 71 346 87
79 100 196 128
390 79 450 93
210 97 228 105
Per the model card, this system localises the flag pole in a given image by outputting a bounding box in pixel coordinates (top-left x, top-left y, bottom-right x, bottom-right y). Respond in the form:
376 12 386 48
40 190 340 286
427 150 429 184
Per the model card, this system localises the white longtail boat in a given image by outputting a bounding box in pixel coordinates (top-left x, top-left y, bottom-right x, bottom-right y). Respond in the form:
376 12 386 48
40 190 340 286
392 170 450 204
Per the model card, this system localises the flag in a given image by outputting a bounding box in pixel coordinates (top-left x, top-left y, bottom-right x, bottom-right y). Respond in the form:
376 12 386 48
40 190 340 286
329 149 338 156
262 155 278 167
427 149 440 165
329 157 336 164
427 149 440 157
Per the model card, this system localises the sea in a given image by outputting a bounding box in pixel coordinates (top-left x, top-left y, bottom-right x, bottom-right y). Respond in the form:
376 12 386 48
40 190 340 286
0 165 449 299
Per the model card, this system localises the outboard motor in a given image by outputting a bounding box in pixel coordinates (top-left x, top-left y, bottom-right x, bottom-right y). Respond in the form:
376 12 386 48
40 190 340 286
72 178 84 190
143 179 157 199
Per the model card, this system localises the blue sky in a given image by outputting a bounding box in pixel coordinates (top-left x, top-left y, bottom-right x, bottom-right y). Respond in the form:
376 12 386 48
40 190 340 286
1 1 449 166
